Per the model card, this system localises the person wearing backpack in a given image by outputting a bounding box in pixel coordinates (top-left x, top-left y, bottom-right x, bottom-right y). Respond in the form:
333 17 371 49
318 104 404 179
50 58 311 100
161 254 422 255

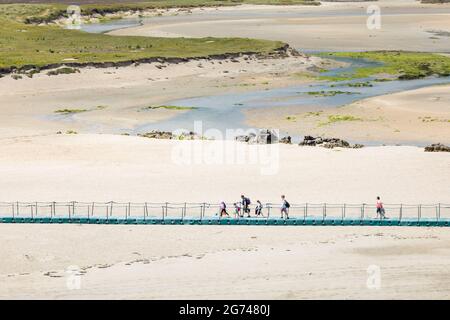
280 195 290 219
241 195 251 218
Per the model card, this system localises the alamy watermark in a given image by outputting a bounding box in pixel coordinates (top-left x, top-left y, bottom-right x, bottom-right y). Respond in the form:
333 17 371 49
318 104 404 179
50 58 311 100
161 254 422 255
366 264 381 290
66 265 82 290
366 5 381 30
170 121 280 176
66 5 82 30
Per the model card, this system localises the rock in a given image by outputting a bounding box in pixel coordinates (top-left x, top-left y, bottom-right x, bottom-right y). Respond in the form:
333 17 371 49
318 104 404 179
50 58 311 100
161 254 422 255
250 129 279 144
299 136 363 149
424 143 450 152
235 133 254 143
138 130 173 139
235 129 279 144
299 135 319 146
322 138 350 149
280 136 292 144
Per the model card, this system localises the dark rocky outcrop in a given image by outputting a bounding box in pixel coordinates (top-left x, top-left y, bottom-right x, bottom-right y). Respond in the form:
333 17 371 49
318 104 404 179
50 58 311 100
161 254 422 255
138 130 207 140
299 136 364 149
235 129 280 144
138 131 173 139
424 143 450 152
279 136 292 144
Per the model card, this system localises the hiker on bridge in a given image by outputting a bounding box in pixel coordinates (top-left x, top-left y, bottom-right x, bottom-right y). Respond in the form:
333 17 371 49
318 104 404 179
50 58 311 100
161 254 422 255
255 200 264 217
219 201 229 218
241 195 251 218
280 195 290 219
376 196 387 219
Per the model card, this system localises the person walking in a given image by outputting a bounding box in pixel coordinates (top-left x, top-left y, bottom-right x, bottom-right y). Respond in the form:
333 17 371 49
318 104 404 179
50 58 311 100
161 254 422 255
255 200 264 217
376 196 387 219
280 195 290 219
219 201 229 218
233 202 242 218
241 195 251 218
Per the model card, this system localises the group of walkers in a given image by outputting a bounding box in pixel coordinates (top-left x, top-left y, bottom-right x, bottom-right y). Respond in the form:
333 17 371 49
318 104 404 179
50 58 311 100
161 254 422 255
218 196 388 219
219 195 291 219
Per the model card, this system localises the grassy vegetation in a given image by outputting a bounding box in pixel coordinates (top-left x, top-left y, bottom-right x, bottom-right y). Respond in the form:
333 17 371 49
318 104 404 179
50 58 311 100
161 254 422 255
318 114 362 126
144 105 197 110
320 51 450 80
304 111 323 117
0 1 316 72
0 1 319 24
331 81 373 88
54 108 87 114
0 17 286 71
421 0 450 3
419 116 450 123
305 90 357 97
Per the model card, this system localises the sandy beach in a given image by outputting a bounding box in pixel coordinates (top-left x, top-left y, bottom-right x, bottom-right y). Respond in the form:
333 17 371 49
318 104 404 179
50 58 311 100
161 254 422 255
0 134 448 204
1 224 449 299
0 0 450 300
245 84 450 145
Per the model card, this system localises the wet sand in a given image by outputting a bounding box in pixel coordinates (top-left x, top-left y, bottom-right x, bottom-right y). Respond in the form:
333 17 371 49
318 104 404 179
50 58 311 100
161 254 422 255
110 1 450 52
0 54 325 138
244 84 450 145
1 224 450 299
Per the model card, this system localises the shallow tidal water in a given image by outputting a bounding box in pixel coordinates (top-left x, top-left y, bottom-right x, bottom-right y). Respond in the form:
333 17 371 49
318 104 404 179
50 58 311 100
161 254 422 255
80 17 450 146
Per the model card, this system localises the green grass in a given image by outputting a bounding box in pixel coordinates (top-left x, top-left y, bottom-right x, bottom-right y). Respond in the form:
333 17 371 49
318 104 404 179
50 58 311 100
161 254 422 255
331 81 373 88
304 111 323 117
0 18 286 71
421 0 450 3
305 90 357 97
144 105 197 110
1 1 317 72
320 51 450 80
0 1 319 24
318 114 362 126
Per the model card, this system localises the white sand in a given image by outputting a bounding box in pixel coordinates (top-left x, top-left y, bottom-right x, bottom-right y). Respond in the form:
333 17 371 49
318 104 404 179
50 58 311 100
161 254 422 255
0 134 448 204
1 224 449 299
